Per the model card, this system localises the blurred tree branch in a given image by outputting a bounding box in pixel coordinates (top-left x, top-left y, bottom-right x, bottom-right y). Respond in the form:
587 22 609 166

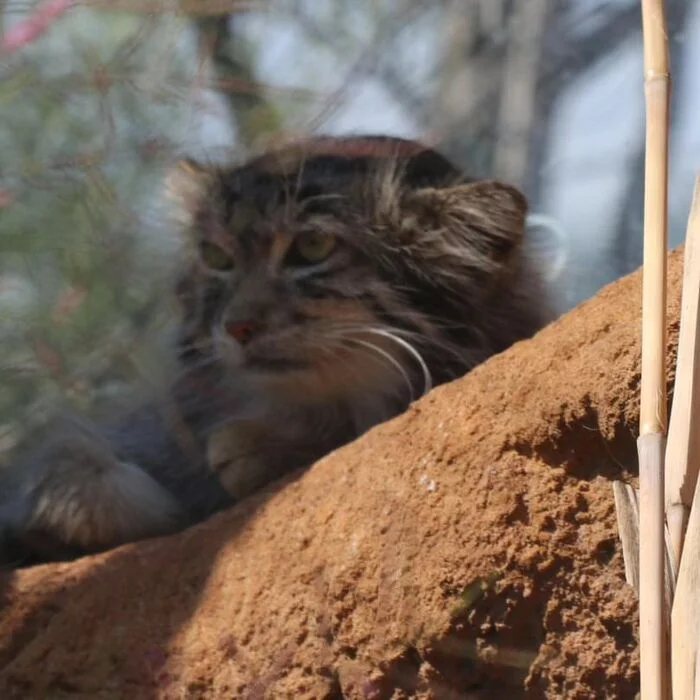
493 0 551 185
543 4 640 84
194 13 281 147
528 1 649 203
84 0 263 16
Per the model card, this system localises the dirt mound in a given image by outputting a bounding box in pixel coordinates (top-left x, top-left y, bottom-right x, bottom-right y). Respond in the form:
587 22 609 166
1 250 684 699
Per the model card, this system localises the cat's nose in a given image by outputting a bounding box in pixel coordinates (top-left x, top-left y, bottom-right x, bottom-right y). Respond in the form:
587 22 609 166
225 320 261 346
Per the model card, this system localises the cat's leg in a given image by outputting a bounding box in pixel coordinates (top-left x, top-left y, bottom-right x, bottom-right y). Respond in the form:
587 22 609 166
205 417 332 501
207 425 293 501
0 421 185 565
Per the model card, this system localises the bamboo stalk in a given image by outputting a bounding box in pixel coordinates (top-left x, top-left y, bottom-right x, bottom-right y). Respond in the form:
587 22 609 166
639 434 669 699
666 179 700 573
673 448 700 698
671 178 700 700
638 0 671 698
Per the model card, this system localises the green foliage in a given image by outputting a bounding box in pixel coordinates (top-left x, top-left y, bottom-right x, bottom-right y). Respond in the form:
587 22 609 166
0 6 210 455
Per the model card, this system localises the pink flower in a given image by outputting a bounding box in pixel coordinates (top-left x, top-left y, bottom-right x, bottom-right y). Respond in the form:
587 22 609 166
0 190 15 208
1 0 76 54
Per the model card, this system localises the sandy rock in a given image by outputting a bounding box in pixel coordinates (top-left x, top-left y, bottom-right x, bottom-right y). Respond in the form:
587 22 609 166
2 249 684 699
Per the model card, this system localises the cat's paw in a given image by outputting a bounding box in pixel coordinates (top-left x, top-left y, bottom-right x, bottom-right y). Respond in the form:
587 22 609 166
0 497 87 566
0 423 185 566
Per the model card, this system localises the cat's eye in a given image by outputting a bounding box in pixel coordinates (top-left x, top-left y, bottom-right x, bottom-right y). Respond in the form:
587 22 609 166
291 231 337 265
199 241 234 271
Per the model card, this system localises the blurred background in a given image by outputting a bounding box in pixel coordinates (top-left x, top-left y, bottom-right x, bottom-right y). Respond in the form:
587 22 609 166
1 0 698 459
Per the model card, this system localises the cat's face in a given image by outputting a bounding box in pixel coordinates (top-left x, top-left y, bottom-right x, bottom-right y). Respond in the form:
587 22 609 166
169 136 533 411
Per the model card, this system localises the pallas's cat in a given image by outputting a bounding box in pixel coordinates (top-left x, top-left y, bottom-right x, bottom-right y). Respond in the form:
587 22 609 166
0 135 552 565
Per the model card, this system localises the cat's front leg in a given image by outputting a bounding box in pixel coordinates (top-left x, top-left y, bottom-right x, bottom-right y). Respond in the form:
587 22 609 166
0 420 185 565
206 422 300 501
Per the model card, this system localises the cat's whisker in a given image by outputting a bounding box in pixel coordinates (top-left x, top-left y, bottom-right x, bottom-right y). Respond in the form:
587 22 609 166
339 337 415 401
364 329 433 396
389 330 476 367
307 335 400 392
327 320 470 367
335 326 432 397
302 333 414 406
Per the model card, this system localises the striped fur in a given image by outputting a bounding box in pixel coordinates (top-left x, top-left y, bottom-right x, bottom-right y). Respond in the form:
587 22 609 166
1 136 552 565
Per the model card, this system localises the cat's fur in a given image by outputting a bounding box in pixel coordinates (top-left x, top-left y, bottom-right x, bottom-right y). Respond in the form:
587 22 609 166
0 135 552 566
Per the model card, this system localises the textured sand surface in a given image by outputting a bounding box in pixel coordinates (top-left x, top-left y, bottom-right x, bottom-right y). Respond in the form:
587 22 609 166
2 250 684 699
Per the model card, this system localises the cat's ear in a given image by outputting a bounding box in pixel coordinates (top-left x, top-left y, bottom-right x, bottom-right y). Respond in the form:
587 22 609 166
402 180 527 268
164 159 213 224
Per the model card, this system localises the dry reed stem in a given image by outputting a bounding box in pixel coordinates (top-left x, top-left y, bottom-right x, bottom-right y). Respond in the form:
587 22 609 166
639 434 670 700
614 481 641 590
672 445 700 698
665 178 700 573
671 181 700 700
638 0 671 698
639 0 670 436
612 482 676 612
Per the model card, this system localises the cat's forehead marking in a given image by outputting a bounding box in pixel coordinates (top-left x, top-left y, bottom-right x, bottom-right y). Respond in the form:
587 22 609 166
247 137 430 180
269 229 293 268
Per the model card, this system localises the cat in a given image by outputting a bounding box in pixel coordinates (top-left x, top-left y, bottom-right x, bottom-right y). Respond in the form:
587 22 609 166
0 135 553 566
